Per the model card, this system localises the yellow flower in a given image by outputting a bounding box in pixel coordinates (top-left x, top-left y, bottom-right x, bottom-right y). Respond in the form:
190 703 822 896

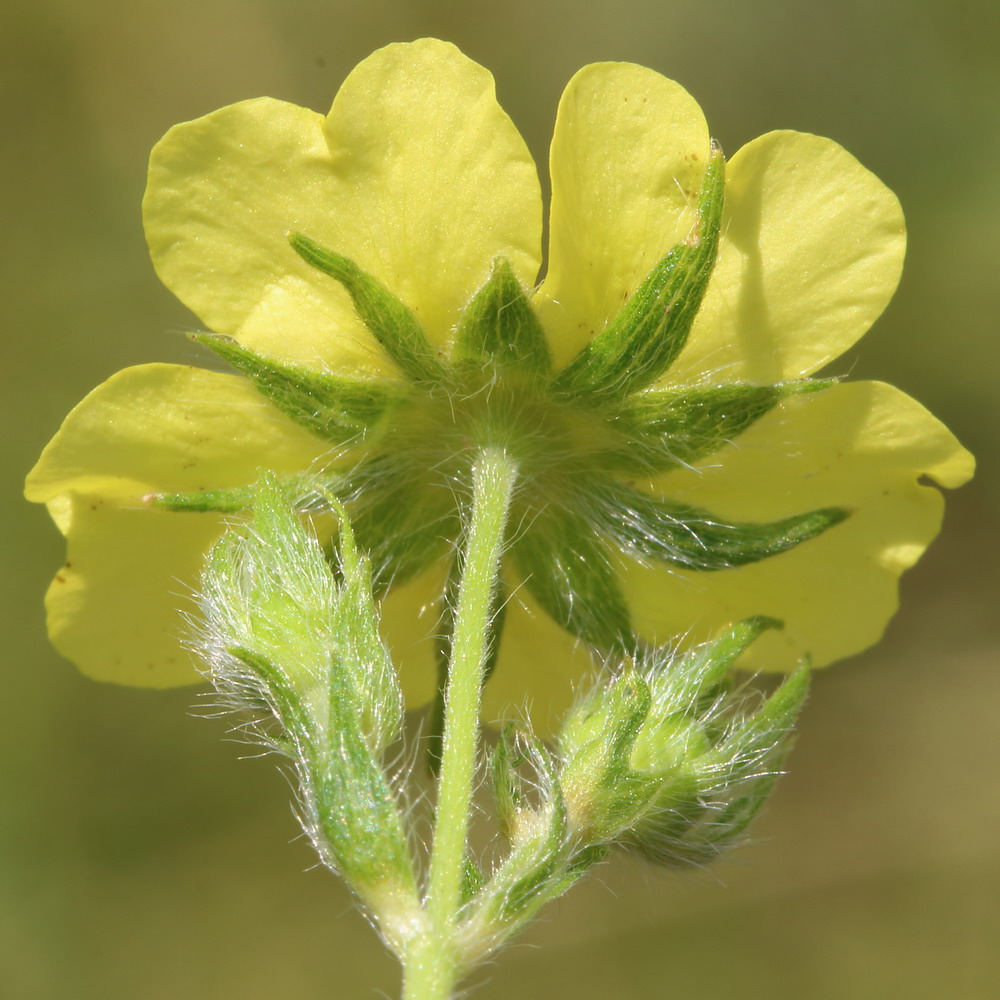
26 39 972 722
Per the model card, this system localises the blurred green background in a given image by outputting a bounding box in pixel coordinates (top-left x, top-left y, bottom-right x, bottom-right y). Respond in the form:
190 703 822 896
4 1 998 997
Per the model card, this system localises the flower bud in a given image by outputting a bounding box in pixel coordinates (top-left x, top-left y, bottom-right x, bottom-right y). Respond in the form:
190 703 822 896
196 473 417 934
557 619 809 866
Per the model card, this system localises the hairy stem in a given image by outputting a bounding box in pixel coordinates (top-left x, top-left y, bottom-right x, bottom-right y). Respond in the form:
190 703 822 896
401 447 517 1000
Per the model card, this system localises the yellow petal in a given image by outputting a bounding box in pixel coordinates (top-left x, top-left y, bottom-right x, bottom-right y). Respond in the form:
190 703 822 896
535 62 710 365
622 382 974 671
26 364 326 504
672 131 906 383
144 38 541 361
44 498 223 686
483 579 597 730
26 364 328 686
233 275 390 374
379 564 596 729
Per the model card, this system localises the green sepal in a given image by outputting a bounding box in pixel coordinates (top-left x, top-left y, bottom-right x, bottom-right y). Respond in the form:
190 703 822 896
312 691 415 896
345 454 458 591
593 480 850 571
558 670 660 844
638 666 810 866
150 482 261 513
743 661 811 736
206 473 402 750
328 497 405 752
290 233 446 385
225 644 315 751
665 616 784 711
627 774 765 867
452 257 552 375
610 379 837 473
149 472 334 514
580 630 809 868
277 485 412 894
559 669 651 766
489 739 570 924
553 141 725 404
193 332 405 443
490 723 523 843
512 508 634 653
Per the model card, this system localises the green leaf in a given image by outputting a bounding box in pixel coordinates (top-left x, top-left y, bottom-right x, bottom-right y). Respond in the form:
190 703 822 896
460 852 486 905
611 379 837 473
290 233 446 385
452 257 551 375
593 480 849 571
553 142 725 404
194 333 406 443
493 739 569 922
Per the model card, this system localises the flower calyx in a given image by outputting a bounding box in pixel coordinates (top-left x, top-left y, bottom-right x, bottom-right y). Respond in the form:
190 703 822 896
175 141 848 663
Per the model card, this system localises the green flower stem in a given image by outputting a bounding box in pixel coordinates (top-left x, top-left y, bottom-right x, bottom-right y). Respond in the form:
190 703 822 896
402 447 518 1000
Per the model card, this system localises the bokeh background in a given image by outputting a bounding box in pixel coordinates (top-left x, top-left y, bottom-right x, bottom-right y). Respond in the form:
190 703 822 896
4 1 998 997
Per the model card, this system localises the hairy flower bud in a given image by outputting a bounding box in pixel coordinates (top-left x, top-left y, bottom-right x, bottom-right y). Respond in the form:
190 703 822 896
557 619 809 865
196 474 418 943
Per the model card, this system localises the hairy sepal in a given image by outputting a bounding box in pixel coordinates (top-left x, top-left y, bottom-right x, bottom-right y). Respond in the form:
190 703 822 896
553 142 725 404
